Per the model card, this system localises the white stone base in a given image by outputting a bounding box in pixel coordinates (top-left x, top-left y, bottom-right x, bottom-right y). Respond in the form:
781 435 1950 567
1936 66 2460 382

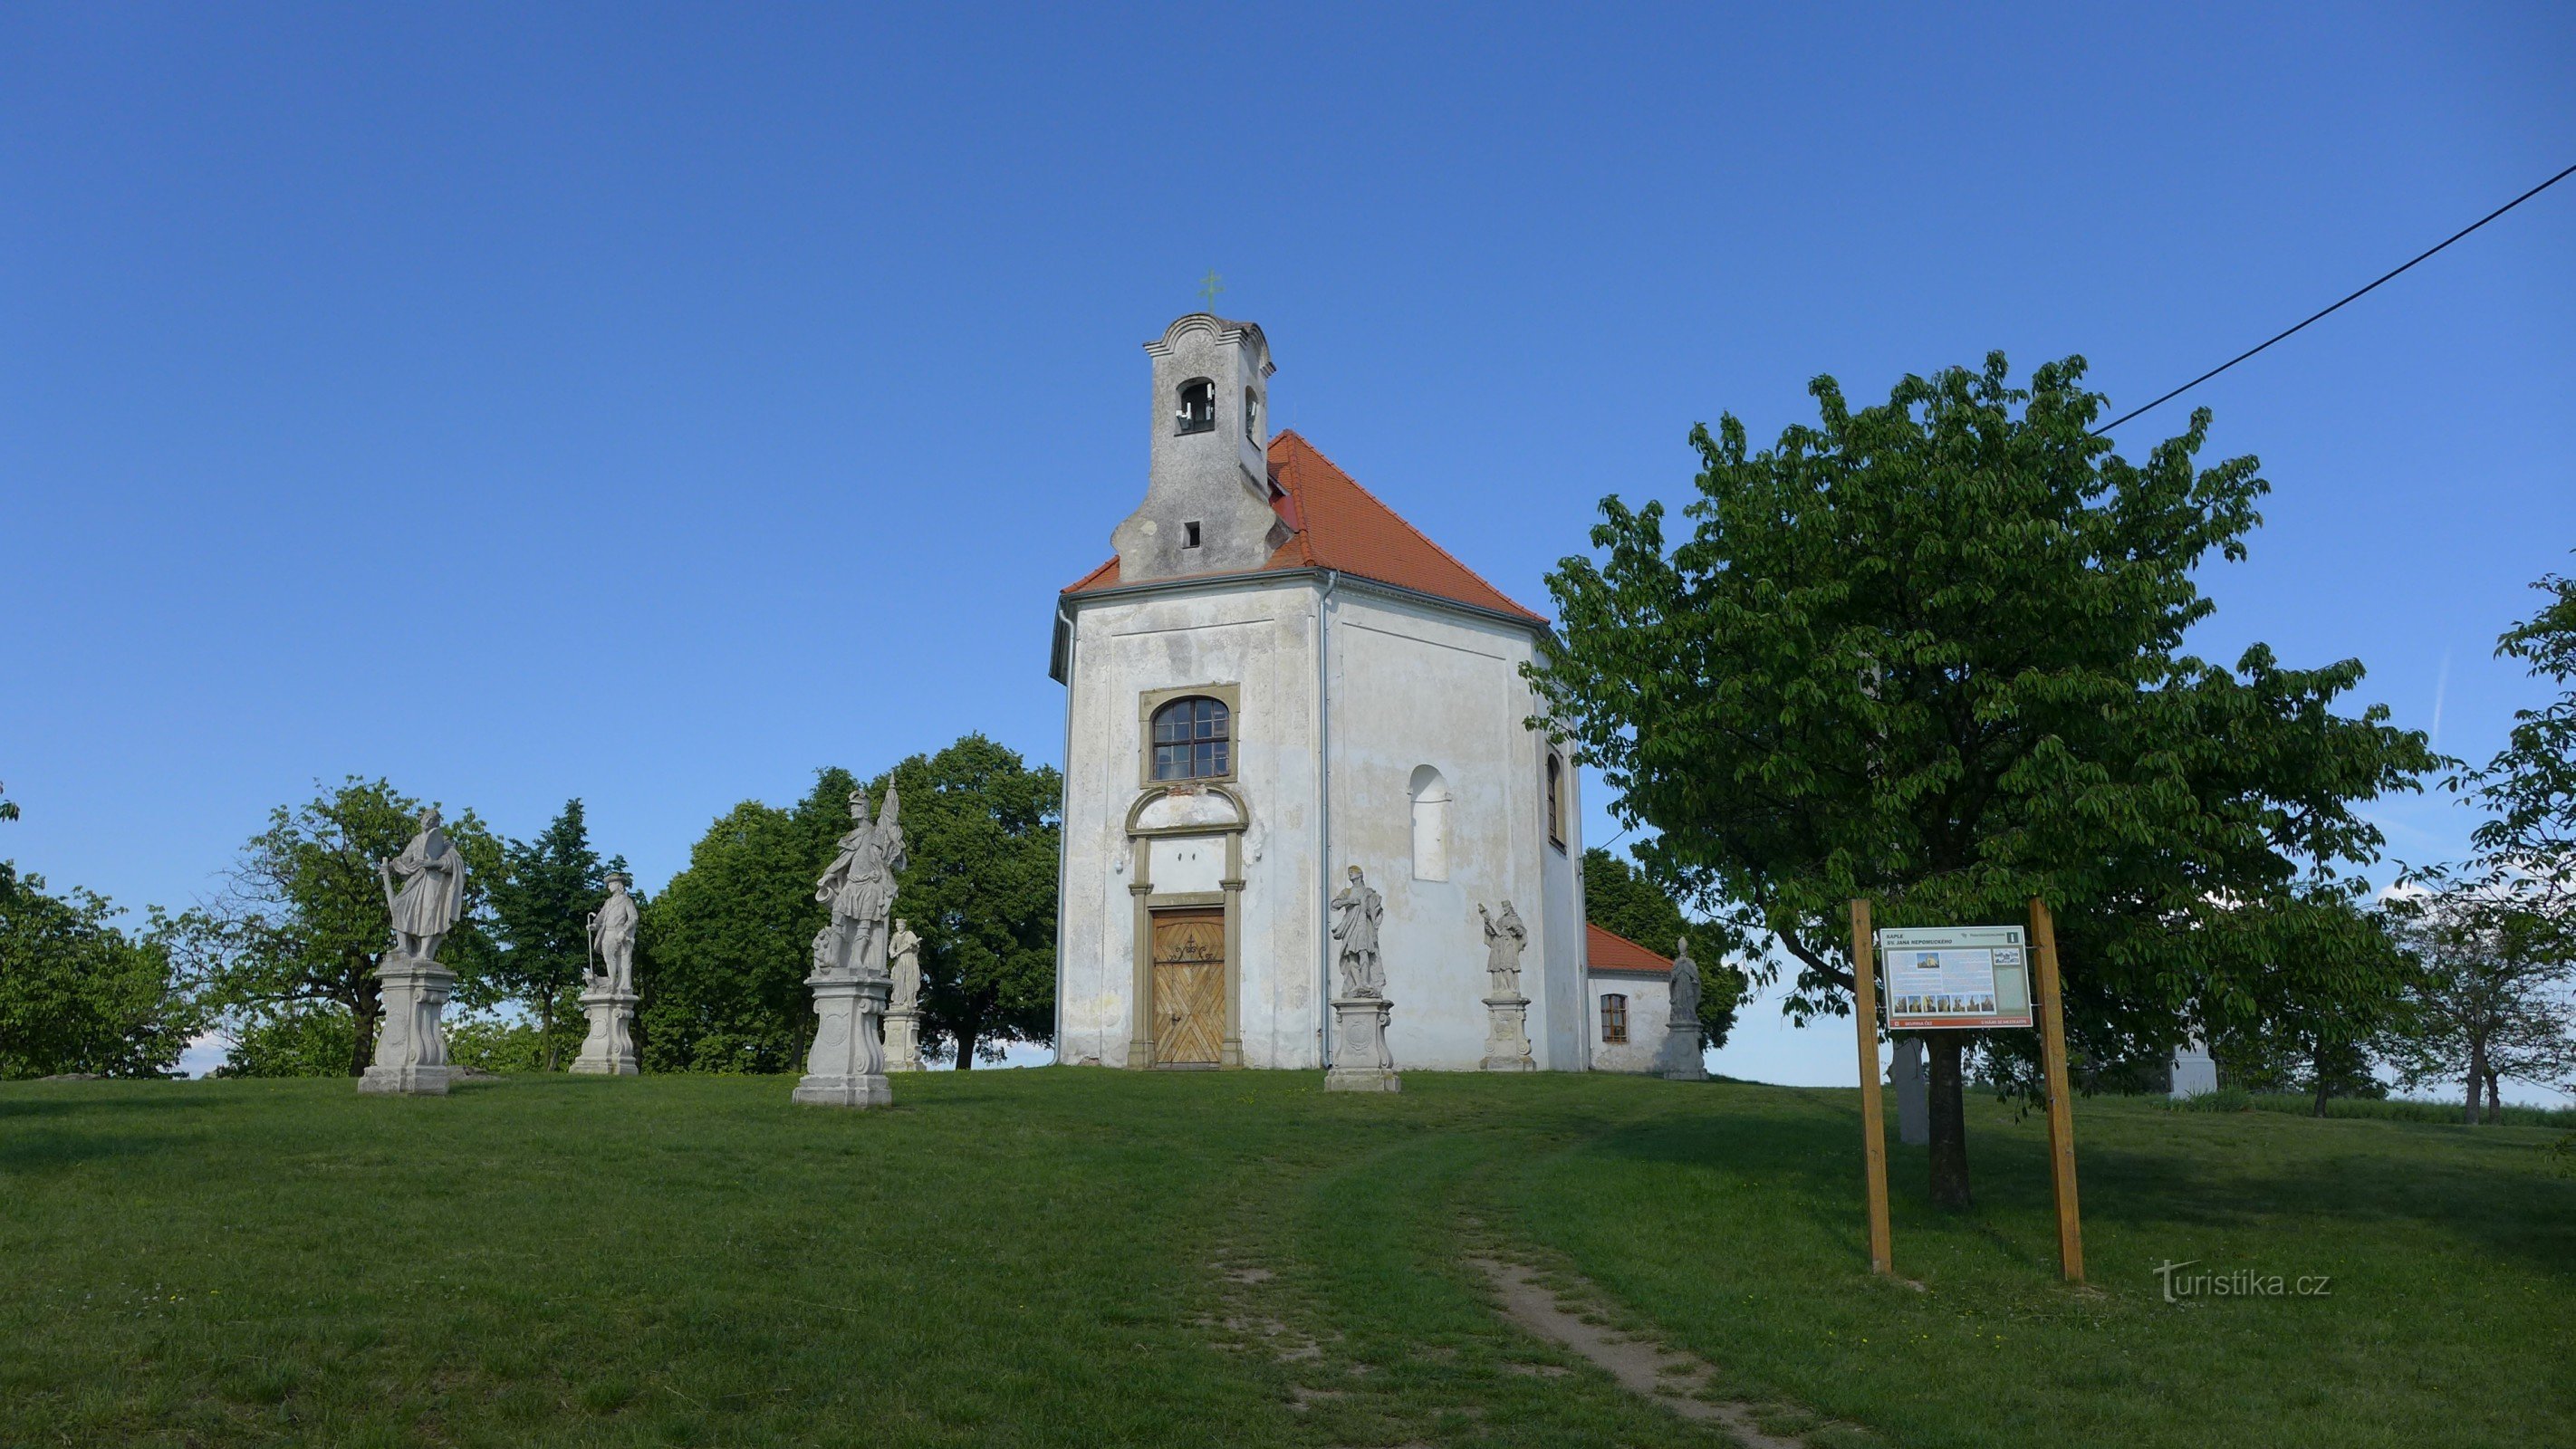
884 1007 923 1072
1480 993 1535 1072
1326 997 1401 1093
794 972 892 1109
1656 1022 1707 1081
360 956 457 1096
570 987 639 1076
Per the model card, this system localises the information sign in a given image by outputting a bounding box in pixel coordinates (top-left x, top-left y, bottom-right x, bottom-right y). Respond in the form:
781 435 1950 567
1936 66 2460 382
1879 925 2033 1030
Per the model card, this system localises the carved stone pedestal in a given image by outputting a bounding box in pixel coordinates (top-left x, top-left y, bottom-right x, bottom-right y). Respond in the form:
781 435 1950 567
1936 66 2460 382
1480 993 1535 1072
793 973 893 1108
1656 1022 1707 1081
360 955 457 1096
883 1006 923 1072
1326 997 1400 1093
570 987 639 1076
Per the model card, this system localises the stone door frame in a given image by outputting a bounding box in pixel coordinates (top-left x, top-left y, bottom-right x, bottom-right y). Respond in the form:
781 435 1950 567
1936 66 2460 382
1124 782 1248 1069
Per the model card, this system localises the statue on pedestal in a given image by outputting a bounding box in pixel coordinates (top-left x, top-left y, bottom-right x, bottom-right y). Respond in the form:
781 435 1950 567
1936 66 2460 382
360 806 467 1096
883 918 925 1072
572 872 641 1076
795 784 904 1107
1659 935 1709 1081
1477 901 1534 1072
1326 865 1399 1092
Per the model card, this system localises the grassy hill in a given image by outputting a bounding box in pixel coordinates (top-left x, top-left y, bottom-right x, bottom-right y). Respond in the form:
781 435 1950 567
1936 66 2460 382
2 1070 2568 1448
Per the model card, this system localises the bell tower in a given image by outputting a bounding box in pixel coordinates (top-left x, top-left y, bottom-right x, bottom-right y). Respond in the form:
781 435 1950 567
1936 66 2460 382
1111 314 1289 583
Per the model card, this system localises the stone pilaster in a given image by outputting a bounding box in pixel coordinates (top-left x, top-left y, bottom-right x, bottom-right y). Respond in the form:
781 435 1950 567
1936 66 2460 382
570 987 639 1076
1325 997 1400 1093
359 955 457 1096
793 972 893 1108
1480 993 1535 1072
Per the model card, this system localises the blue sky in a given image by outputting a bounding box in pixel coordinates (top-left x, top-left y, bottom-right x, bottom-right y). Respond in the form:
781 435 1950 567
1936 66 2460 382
5 5 2572 1089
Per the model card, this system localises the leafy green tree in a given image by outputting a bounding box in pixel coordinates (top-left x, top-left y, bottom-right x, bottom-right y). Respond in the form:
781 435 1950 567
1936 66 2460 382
2466 563 2576 897
870 734 1060 1067
2385 875 2574 1124
175 778 501 1077
639 769 859 1072
1531 355 2436 1206
1583 846 1746 1048
0 878 198 1079
479 799 610 1070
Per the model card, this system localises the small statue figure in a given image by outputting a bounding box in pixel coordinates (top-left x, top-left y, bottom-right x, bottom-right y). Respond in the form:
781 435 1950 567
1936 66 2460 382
379 806 467 962
1478 901 1527 997
889 919 923 1014
1329 865 1385 998
1670 936 1703 1034
586 872 639 993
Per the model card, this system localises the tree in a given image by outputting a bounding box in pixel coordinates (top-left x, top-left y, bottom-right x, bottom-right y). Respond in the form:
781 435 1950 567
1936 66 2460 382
870 734 1060 1067
2385 875 2574 1124
1531 355 2436 1206
639 769 860 1072
0 878 198 1079
2465 563 2576 901
1583 846 1746 1048
479 799 610 1070
175 779 501 1077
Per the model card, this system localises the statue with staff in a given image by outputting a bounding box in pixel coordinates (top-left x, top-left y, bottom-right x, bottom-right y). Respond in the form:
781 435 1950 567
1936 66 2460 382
1330 865 1386 998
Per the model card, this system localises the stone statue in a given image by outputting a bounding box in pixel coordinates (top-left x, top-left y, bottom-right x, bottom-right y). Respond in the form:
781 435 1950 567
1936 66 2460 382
361 806 467 1096
796 784 906 1108
1329 865 1385 998
572 872 642 1075
1670 936 1703 1026
1476 900 1535 1073
1478 901 1527 997
1660 936 1708 1081
815 784 907 977
379 806 466 962
889 919 922 1014
587 873 639 994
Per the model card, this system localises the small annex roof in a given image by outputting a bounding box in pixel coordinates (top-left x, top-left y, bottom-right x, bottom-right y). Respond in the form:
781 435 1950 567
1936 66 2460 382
1060 430 1545 625
1586 922 1674 977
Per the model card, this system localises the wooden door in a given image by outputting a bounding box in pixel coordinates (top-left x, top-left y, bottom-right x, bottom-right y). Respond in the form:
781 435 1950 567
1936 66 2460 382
1150 908 1226 1066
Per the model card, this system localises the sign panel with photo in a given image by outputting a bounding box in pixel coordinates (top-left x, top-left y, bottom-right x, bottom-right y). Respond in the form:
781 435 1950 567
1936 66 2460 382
1879 925 2033 1030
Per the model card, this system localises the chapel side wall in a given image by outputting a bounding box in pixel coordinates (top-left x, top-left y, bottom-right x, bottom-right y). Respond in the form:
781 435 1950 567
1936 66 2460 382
1056 581 1324 1070
1588 973 1674 1074
1327 590 1565 1070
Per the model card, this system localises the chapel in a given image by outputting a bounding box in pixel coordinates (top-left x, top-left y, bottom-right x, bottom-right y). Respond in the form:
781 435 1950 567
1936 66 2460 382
1049 313 1602 1072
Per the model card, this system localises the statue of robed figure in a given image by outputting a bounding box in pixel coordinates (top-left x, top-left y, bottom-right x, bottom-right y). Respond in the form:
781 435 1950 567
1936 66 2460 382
796 784 906 1108
1478 900 1527 997
380 806 467 962
587 873 639 994
1330 865 1386 999
1669 936 1703 1030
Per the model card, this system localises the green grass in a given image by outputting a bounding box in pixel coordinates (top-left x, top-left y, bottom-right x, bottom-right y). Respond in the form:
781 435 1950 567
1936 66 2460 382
2 1070 2568 1448
2166 1088 2576 1128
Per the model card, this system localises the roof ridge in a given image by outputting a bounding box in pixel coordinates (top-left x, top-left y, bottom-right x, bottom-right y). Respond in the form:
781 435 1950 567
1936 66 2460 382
1270 433 1543 621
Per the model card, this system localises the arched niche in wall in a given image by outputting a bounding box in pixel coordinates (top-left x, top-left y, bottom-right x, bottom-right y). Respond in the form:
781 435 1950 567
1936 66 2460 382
1409 764 1451 882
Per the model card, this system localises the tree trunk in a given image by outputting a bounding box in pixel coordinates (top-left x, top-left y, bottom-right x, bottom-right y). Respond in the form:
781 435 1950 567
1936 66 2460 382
350 973 382 1076
2464 1035 2486 1126
2312 1038 2331 1118
954 1023 979 1070
2485 1071 2503 1125
1926 1033 1971 1209
540 994 559 1073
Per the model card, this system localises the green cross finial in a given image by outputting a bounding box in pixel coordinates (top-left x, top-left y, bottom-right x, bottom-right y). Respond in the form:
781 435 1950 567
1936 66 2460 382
1198 269 1224 312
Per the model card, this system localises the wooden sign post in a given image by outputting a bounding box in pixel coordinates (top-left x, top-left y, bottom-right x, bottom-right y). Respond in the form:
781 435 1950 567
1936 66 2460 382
1849 897 1892 1276
2028 897 2085 1283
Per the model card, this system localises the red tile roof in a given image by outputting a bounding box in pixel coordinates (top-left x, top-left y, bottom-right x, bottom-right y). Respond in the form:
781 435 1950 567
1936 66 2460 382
1061 430 1545 624
1586 922 1674 976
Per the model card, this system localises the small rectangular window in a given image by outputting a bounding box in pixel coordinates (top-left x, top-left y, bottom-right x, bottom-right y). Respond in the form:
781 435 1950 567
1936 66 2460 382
1184 521 1202 548
1601 993 1628 1044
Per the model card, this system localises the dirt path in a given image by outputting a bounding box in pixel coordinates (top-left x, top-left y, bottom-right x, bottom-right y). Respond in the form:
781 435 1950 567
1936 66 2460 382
1471 1257 1810 1449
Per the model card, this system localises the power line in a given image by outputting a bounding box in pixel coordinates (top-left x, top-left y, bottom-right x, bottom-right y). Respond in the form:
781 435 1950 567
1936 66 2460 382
2096 158 2576 436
